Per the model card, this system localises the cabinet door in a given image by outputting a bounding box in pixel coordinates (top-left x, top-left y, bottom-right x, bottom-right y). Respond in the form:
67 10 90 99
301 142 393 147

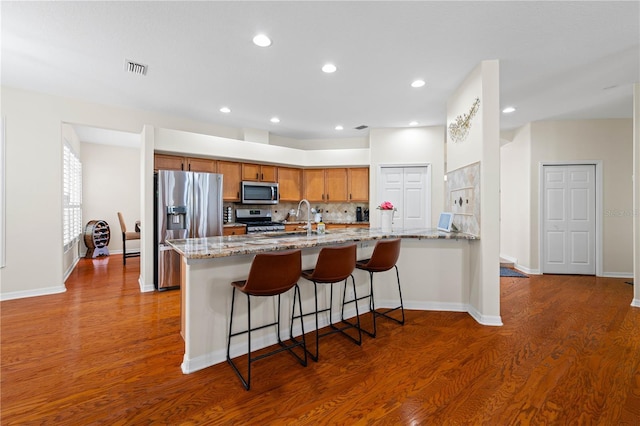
260 165 278 182
324 168 348 201
242 163 261 181
278 167 302 201
187 157 217 173
154 154 185 171
348 167 369 201
303 169 325 202
218 161 242 201
223 226 246 236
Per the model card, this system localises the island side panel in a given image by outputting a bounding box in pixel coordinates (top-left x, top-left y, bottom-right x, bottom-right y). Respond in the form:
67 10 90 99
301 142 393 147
180 238 470 374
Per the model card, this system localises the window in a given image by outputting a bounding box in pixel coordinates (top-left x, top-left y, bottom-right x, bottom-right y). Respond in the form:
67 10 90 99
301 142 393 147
63 143 82 250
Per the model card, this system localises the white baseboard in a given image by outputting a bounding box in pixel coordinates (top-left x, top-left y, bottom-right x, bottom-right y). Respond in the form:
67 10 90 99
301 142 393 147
631 298 640 308
180 298 502 374
138 275 155 292
500 254 517 264
63 257 80 282
514 264 540 275
601 272 634 279
467 304 503 326
1 285 66 301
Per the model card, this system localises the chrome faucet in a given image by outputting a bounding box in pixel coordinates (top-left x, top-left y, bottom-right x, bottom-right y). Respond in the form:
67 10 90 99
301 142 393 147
297 199 312 236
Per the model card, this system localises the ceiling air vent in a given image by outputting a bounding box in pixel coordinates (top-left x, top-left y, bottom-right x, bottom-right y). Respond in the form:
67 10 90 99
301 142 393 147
124 59 148 76
354 125 368 130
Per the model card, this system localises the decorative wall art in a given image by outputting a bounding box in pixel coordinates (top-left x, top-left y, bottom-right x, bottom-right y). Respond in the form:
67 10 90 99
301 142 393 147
446 161 480 236
448 97 480 143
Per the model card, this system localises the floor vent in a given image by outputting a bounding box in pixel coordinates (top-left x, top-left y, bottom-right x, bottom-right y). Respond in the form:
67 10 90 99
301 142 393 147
354 125 368 130
124 59 148 76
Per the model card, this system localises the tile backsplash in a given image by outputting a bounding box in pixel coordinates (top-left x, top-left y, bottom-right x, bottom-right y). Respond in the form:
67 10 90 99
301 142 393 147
225 202 370 223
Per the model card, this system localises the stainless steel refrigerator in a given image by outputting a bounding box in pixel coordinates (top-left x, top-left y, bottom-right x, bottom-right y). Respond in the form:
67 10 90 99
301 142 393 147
154 170 223 290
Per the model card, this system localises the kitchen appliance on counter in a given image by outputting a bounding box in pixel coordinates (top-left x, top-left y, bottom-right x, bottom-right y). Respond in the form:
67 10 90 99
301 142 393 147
155 170 223 290
241 181 279 205
236 208 285 233
356 206 363 222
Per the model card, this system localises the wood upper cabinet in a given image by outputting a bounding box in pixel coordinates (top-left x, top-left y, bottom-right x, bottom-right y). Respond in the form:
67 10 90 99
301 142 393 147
303 169 326 202
218 161 242 201
303 168 349 202
242 163 278 182
187 157 216 173
154 154 185 171
348 167 369 201
154 154 216 173
324 168 348 202
278 167 303 201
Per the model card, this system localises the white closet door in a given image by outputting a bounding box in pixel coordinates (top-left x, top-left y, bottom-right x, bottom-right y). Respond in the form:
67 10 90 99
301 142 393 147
542 165 596 275
380 166 430 229
380 168 404 228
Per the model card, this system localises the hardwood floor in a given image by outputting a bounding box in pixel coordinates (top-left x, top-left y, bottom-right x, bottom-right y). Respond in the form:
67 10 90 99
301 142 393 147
1 256 639 424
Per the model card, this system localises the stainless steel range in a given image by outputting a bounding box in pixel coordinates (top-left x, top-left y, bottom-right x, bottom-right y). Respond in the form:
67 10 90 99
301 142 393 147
235 208 285 233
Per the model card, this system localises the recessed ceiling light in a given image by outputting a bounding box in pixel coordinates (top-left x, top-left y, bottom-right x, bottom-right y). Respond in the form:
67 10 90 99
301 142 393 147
322 63 337 73
502 106 516 114
270 117 280 123
335 125 343 130
409 121 418 126
219 107 231 113
253 34 272 47
411 79 426 88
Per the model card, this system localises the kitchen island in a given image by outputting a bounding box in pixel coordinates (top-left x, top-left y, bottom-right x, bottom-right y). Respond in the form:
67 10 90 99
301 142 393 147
167 228 478 374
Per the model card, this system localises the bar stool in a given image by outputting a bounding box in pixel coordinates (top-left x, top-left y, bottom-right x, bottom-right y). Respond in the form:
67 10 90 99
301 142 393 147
291 244 361 362
226 250 307 390
356 238 405 338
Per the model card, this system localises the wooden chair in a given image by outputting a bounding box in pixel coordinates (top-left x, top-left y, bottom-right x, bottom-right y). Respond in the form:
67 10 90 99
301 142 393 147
117 212 140 265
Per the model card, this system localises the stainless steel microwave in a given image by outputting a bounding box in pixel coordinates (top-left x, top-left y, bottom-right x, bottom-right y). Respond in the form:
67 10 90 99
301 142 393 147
241 181 279 204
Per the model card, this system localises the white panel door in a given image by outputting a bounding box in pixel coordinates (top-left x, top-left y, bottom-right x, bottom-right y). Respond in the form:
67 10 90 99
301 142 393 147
380 166 430 229
542 165 596 274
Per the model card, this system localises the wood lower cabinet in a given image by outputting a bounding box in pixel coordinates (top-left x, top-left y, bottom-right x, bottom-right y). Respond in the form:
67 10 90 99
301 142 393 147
223 225 246 236
325 223 369 230
218 161 242 201
278 167 302 201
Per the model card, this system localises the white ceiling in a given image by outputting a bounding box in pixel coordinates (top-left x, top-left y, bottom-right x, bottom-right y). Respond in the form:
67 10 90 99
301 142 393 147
2 1 639 142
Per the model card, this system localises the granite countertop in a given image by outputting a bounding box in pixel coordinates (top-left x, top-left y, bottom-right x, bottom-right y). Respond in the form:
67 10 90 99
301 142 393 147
166 228 478 260
284 221 369 225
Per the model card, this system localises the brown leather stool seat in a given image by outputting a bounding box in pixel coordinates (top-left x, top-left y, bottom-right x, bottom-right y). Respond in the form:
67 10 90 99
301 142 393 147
291 244 361 362
226 250 307 390
355 238 405 337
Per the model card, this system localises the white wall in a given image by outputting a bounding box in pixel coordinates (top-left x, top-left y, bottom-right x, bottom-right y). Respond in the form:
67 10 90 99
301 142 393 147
633 83 640 307
0 86 259 300
369 127 445 227
81 142 141 254
500 124 532 271
529 119 634 276
446 60 501 326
